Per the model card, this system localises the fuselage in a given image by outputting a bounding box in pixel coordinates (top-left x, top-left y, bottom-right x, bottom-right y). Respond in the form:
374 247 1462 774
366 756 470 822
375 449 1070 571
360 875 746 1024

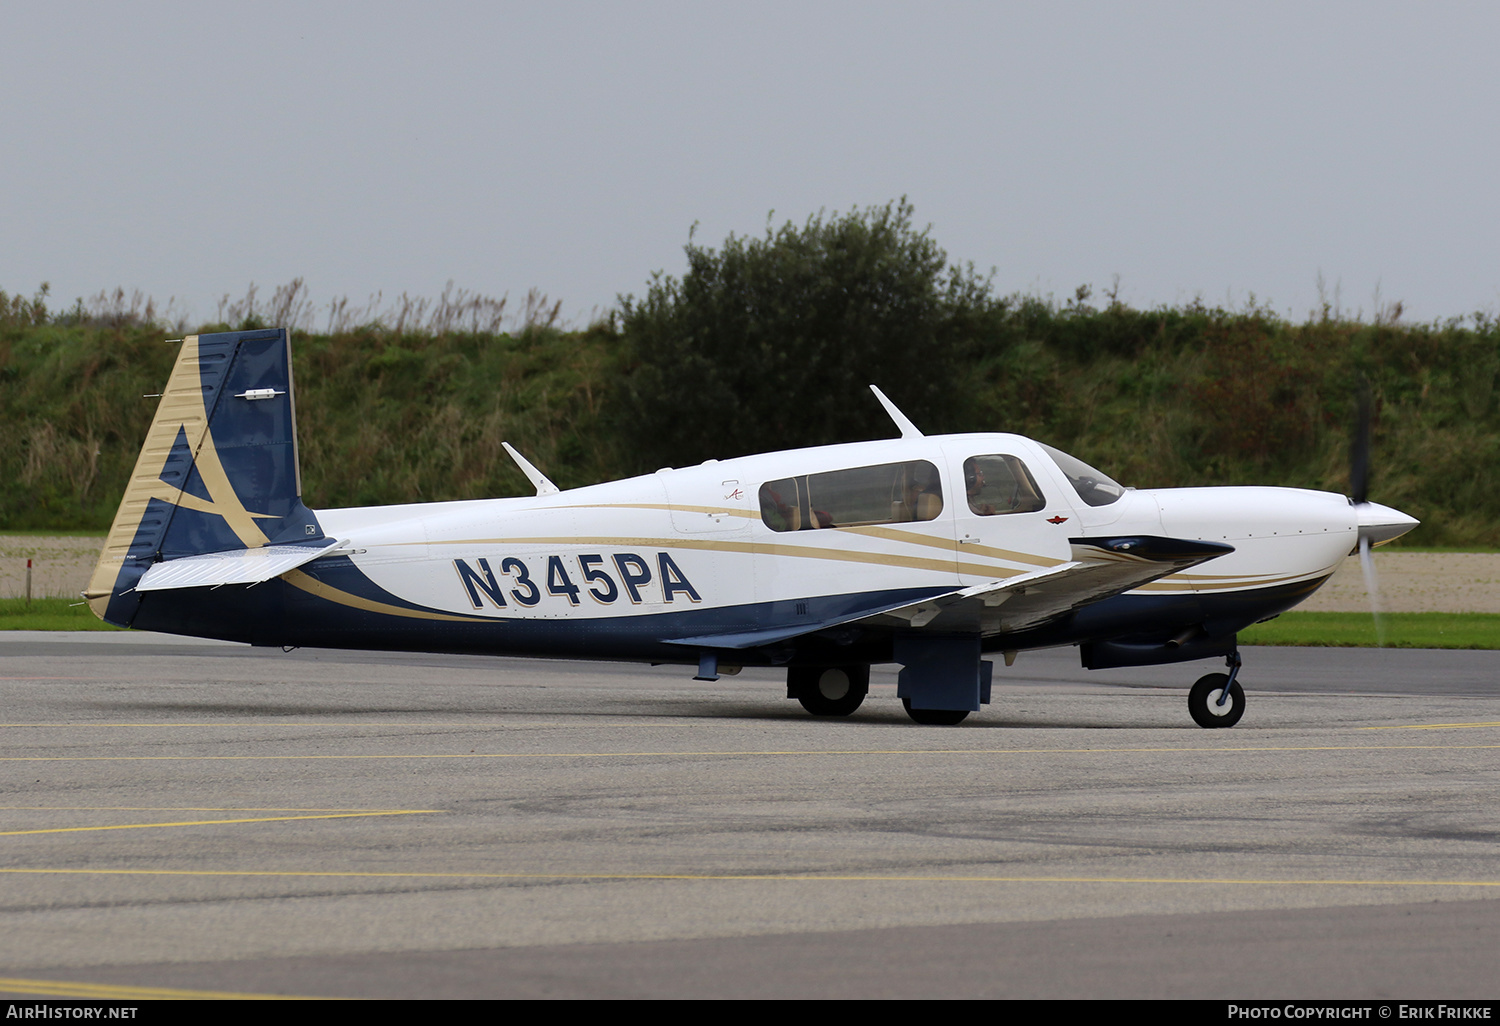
127 430 1405 668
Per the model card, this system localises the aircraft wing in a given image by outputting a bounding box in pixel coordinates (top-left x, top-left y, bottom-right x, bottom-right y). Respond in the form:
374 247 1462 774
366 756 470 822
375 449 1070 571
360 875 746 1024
663 535 1232 651
849 536 1235 636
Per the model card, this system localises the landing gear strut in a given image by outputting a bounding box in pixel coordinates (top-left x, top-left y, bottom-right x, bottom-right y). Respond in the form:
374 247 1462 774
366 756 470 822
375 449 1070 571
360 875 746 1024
789 665 870 717
1188 651 1245 728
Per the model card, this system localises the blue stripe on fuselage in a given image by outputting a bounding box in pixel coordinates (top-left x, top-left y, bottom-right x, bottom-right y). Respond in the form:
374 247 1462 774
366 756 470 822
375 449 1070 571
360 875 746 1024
125 554 1327 669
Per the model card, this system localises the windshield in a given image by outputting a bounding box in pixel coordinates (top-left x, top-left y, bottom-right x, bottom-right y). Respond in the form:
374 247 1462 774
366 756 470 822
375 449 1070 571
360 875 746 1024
1038 443 1126 507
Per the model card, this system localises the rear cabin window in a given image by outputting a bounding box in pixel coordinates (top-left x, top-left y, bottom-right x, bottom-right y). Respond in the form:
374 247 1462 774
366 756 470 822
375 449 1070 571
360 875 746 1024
963 455 1046 516
759 460 943 532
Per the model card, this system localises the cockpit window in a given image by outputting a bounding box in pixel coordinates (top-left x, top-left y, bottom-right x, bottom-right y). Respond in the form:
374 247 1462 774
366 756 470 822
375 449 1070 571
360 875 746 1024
1038 443 1126 507
963 455 1046 515
759 460 942 532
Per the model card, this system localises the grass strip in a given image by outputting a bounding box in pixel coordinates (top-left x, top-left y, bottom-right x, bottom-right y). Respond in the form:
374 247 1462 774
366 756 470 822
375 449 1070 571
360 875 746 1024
0 598 122 631
1241 611 1500 649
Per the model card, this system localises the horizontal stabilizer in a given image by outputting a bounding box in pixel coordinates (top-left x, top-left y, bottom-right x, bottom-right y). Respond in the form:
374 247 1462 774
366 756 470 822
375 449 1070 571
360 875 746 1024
135 539 343 592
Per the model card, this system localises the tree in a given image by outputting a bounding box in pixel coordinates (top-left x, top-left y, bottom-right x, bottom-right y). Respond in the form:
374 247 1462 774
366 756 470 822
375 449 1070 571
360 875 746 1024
614 200 998 470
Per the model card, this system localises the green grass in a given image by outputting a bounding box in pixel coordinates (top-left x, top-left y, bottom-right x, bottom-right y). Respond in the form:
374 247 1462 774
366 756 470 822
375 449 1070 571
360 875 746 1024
1241 611 1500 649
0 597 121 630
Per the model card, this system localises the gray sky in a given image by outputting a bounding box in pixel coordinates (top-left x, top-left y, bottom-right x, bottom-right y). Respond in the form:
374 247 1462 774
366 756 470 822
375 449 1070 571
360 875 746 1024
4 1 1497 327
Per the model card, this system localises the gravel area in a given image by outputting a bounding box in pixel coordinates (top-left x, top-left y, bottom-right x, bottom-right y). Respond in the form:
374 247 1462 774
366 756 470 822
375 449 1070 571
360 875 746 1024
3 535 1497 612
0 535 108 601
1297 551 1500 613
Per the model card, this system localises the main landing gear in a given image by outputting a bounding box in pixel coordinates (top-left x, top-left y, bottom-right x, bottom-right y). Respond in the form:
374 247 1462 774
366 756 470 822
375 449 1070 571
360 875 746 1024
788 665 870 717
1188 651 1246 728
900 699 968 726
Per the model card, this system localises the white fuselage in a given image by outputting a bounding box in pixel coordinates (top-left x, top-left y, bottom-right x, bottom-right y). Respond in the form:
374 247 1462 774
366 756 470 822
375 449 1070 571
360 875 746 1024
313 432 1372 627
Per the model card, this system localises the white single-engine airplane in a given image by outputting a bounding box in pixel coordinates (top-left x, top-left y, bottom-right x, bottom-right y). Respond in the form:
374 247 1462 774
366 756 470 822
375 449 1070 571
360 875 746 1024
87 328 1418 726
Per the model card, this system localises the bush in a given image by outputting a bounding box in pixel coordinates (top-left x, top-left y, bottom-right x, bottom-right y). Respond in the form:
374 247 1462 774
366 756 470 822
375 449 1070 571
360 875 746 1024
613 201 1000 470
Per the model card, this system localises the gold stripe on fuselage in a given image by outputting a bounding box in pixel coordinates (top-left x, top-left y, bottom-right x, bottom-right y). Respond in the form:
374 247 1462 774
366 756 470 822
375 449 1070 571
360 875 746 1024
561 502 1066 569
409 530 1321 595
289 531 1324 626
281 569 495 622
424 534 995 577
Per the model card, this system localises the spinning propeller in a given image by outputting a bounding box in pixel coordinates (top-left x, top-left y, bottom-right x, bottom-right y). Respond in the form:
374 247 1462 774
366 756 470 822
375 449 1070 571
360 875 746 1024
1350 379 1387 645
1348 377 1420 645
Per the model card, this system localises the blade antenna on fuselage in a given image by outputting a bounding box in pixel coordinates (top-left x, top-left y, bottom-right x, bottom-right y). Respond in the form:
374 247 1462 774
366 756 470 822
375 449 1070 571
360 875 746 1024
869 385 925 439
502 442 561 496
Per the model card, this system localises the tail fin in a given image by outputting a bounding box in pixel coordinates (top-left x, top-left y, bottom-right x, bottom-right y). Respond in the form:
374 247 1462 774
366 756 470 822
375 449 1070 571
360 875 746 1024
86 328 324 626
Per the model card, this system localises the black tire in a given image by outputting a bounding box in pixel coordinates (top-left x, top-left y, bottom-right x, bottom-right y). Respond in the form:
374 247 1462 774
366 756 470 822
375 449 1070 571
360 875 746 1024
901 698 969 726
791 665 869 717
1188 672 1245 728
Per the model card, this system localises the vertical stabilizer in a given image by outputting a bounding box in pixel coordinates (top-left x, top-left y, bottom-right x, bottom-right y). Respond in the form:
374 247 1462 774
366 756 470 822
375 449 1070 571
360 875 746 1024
86 328 324 626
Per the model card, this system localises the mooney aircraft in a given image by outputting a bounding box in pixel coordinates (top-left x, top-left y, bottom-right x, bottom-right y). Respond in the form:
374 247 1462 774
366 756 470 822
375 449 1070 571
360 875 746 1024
87 328 1418 726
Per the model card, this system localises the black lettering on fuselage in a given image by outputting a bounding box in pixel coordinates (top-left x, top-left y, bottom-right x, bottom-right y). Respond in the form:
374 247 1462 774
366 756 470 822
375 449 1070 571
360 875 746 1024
612 553 653 603
454 558 507 608
658 551 702 603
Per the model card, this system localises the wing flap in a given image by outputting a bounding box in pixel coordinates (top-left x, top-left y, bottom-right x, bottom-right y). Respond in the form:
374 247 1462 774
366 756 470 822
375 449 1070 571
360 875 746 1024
134 539 344 592
661 588 944 651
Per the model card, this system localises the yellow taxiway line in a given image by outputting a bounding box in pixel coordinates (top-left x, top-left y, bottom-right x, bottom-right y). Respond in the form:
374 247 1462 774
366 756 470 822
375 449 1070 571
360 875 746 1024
1360 721 1500 730
0 976 320 1000
0 810 437 837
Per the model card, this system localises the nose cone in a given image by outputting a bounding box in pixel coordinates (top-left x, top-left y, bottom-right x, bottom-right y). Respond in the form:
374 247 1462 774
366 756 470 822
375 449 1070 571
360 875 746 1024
1355 501 1419 546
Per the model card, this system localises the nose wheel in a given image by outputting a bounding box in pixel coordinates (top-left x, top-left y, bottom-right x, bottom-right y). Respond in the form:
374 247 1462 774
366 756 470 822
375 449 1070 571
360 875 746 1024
1188 652 1245 728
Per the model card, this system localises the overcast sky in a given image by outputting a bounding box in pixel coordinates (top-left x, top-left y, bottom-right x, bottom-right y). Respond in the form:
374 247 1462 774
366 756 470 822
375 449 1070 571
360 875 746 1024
3 1 1497 327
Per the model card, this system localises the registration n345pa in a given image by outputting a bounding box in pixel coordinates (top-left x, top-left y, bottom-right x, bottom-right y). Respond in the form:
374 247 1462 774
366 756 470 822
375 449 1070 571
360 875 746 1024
87 328 1417 726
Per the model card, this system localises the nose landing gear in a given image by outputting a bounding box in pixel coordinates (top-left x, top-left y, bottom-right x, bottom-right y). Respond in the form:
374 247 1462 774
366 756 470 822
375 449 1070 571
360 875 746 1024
1188 651 1245 728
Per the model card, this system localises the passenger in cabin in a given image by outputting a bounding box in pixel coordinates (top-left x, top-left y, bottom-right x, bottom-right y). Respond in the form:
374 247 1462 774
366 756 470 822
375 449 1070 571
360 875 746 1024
964 455 1046 515
759 460 943 533
761 488 796 531
908 463 943 522
965 461 995 515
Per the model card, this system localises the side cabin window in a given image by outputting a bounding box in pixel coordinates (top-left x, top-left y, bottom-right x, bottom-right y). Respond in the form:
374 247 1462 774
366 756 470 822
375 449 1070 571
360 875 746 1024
759 460 943 532
963 455 1046 515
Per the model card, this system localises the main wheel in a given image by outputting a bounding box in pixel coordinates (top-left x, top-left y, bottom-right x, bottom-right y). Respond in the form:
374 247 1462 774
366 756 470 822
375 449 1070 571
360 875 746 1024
901 698 969 726
792 665 869 716
1188 672 1245 728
